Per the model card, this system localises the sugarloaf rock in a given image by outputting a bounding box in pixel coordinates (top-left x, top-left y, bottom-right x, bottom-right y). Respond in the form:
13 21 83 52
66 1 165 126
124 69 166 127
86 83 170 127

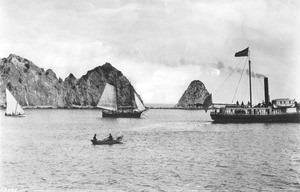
176 80 210 108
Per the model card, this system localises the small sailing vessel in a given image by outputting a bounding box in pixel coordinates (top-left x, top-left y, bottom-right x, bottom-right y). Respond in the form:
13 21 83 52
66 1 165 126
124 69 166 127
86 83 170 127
5 88 25 117
97 82 146 118
210 47 300 123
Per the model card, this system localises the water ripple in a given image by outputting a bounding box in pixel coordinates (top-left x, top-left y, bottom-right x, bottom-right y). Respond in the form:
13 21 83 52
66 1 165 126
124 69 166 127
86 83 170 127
1 109 300 191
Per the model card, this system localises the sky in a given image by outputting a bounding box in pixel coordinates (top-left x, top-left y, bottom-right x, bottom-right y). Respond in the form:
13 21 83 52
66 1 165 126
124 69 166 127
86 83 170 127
0 0 300 104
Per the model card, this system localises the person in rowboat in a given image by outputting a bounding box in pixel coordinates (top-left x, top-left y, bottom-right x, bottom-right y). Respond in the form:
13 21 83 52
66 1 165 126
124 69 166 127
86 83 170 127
108 133 113 141
93 134 97 141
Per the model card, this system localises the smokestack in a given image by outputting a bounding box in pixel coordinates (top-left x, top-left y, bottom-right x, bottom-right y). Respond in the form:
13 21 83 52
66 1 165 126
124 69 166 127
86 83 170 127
264 77 270 106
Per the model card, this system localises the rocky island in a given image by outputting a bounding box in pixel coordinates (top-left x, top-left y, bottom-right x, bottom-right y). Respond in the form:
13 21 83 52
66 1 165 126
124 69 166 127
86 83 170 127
175 80 211 109
0 54 142 108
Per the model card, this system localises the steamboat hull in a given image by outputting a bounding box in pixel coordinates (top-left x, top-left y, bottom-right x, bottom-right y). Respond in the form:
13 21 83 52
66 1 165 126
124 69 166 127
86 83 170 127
211 113 300 123
102 111 143 118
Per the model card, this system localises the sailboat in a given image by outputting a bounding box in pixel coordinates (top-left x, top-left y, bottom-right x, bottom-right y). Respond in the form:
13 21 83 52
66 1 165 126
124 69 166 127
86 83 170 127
5 88 25 117
210 47 300 123
97 83 146 118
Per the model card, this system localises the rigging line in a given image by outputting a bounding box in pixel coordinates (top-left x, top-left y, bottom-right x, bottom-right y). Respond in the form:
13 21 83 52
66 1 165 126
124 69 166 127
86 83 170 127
250 72 257 105
246 50 261 104
231 59 247 103
239 78 244 101
238 74 246 102
214 57 245 96
241 74 248 102
253 76 261 104
252 61 264 89
244 72 249 102
241 61 248 102
252 63 262 102
239 70 245 102
250 56 264 92
248 60 264 104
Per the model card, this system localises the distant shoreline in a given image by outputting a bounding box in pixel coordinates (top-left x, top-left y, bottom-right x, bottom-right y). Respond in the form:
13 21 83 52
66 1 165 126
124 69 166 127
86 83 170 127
1 105 207 110
147 106 205 110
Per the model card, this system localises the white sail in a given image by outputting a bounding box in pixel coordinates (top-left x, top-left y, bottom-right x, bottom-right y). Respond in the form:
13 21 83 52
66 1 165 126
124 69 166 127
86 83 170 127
6 88 25 115
134 93 146 111
97 83 118 111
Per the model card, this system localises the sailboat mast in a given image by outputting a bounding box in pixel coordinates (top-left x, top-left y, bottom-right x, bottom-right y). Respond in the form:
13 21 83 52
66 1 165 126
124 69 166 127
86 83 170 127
248 53 252 107
115 74 119 111
130 84 134 113
15 102 18 115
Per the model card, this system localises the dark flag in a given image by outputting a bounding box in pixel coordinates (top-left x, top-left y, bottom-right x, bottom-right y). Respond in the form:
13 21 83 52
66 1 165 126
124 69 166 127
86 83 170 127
203 93 212 112
234 47 249 57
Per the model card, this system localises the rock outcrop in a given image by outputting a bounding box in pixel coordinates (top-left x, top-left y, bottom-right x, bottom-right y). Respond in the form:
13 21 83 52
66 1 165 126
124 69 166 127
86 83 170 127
175 80 210 108
0 54 142 108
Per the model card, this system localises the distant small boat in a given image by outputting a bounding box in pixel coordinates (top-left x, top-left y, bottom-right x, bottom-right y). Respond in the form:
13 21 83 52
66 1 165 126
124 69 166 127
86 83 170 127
91 136 123 145
4 88 25 117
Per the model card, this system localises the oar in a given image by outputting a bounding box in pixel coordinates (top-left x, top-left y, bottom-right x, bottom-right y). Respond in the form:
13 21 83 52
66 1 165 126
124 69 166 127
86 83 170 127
116 135 123 141
142 113 148 118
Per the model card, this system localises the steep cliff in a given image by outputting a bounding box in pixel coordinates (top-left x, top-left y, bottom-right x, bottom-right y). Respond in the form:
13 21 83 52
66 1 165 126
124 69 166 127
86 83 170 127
176 80 210 108
63 62 138 108
0 54 65 107
0 54 141 108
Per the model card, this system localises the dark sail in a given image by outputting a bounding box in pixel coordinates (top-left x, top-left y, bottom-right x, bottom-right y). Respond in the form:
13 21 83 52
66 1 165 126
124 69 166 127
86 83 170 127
234 47 249 57
203 93 212 112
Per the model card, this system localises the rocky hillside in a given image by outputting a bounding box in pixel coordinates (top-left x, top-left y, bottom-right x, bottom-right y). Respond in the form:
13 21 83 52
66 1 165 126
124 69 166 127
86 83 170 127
175 80 211 108
0 54 143 108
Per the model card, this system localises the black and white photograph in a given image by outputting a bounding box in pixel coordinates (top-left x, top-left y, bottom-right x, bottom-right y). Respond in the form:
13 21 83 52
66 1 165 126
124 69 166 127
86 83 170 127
0 0 300 191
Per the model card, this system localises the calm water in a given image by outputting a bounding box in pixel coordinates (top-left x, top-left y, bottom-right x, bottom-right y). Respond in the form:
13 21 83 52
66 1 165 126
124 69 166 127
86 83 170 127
0 109 300 192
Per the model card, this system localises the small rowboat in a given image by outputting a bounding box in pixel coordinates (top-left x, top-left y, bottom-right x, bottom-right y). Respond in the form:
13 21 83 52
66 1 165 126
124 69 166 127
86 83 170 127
91 136 123 145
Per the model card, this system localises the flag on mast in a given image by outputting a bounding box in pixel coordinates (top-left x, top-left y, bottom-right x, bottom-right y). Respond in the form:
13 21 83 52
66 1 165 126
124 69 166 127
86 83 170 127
234 47 249 57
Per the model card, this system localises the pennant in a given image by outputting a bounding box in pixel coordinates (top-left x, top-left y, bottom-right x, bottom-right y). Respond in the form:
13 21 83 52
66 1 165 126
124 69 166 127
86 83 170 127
234 47 249 57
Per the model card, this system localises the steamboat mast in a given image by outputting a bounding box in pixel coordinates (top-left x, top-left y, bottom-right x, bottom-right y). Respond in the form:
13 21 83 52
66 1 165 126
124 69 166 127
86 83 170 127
248 51 252 107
